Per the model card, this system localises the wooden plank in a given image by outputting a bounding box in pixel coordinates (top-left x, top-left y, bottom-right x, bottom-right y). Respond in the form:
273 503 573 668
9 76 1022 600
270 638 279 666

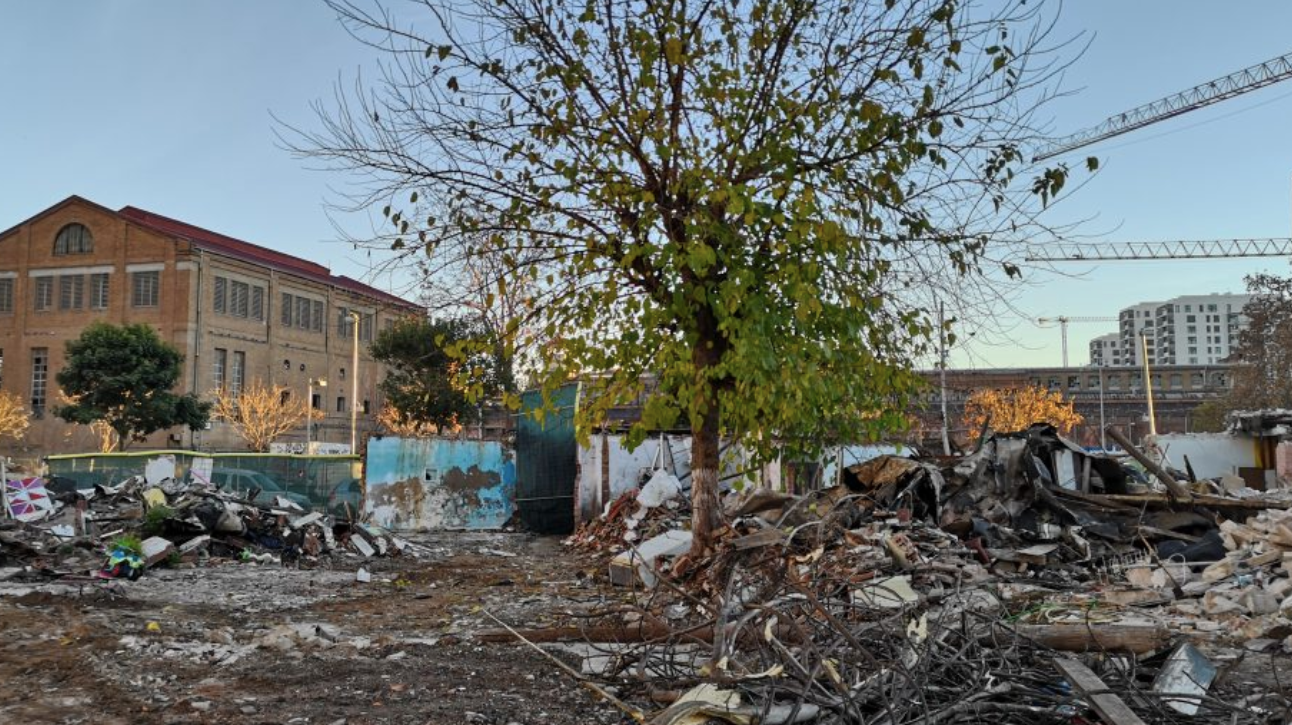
1054 657 1148 725
1104 427 1193 503
992 623 1171 655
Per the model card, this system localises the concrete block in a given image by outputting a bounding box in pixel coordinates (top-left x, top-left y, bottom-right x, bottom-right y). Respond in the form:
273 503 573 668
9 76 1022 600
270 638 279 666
141 536 175 567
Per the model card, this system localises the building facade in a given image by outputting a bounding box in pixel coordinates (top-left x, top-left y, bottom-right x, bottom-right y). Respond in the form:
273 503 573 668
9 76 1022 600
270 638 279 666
0 196 421 458
1095 293 1251 367
917 364 1233 447
1088 333 1123 367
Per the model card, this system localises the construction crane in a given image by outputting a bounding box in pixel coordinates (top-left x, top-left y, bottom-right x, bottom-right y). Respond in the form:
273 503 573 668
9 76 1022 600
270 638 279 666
1035 51 1292 161
1025 237 1292 262
1036 316 1118 368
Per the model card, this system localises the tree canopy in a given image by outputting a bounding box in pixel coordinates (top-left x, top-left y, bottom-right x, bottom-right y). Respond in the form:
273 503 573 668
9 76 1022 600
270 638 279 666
55 322 210 451
210 380 318 452
294 0 1085 549
370 316 506 430
1223 273 1289 411
962 385 1083 437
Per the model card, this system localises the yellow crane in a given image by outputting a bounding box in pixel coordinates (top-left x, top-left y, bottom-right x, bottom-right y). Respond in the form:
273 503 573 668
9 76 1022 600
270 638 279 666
1036 316 1118 368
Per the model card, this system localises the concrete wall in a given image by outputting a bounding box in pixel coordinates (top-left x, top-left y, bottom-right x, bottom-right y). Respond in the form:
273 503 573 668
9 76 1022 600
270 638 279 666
1154 432 1257 479
573 434 899 525
364 436 516 531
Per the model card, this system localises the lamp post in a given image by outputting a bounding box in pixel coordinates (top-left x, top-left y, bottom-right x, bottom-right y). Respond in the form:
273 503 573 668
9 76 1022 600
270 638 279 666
349 311 361 453
306 377 327 452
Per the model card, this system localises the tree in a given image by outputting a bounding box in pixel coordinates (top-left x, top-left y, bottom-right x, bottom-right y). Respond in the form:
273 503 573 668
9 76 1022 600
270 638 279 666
370 316 504 429
0 391 30 442
376 403 445 437
210 380 319 452
292 0 1084 552
55 322 211 451
57 391 119 452
1223 273 1290 410
962 386 1083 436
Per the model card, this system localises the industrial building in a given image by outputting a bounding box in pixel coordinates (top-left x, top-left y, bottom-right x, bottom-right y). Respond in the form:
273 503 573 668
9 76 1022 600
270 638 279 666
0 195 421 457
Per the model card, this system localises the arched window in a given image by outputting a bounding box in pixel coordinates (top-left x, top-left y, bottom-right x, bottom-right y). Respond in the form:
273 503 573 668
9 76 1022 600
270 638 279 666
54 224 93 255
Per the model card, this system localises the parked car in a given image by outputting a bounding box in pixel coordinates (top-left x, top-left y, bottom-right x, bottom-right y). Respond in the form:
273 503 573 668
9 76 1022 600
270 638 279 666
326 478 363 518
207 468 314 510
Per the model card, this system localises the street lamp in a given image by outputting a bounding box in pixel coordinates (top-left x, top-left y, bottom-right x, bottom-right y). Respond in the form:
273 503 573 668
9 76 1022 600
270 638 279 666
306 377 327 450
349 311 360 453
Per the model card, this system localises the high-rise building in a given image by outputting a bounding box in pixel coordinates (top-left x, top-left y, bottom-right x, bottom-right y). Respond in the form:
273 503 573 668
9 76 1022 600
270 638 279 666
1092 293 1251 367
1088 333 1123 366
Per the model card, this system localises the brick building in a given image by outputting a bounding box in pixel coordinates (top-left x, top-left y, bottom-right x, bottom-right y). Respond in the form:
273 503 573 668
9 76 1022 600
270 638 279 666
0 196 421 457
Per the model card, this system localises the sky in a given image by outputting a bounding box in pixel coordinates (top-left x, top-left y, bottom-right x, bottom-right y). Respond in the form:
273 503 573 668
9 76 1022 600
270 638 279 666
3 1 1292 370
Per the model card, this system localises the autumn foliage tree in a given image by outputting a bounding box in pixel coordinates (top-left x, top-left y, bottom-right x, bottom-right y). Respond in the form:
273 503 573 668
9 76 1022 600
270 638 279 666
962 386 1083 436
0 391 30 442
293 0 1086 552
211 380 320 452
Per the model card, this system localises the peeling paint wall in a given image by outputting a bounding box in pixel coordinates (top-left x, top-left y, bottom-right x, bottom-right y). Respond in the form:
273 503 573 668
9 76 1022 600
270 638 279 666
364 437 516 531
1154 432 1256 480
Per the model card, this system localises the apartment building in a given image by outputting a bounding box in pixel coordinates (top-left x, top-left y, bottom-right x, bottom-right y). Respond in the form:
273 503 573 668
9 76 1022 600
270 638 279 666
1094 293 1251 367
1088 333 1123 367
0 196 421 457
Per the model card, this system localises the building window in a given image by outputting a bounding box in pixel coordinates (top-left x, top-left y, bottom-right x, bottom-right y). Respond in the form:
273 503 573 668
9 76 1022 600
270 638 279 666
311 392 322 410
213 348 227 389
1087 375 1099 388
281 292 293 325
213 276 227 314
296 296 310 330
1169 373 1182 389
363 399 370 415
90 273 109 310
132 271 160 307
1108 376 1121 391
34 277 53 311
311 300 324 333
338 309 353 337
231 280 250 318
0 279 12 314
30 347 48 417
360 313 374 342
53 223 93 255
336 396 346 413
59 275 84 311
251 286 264 321
231 351 246 396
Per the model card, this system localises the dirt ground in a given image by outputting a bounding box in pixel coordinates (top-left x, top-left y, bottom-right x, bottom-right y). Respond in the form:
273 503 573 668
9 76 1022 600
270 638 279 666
0 533 632 725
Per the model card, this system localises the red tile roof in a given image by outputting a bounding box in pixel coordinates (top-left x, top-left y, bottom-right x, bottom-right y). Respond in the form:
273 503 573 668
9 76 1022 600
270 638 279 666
117 206 420 311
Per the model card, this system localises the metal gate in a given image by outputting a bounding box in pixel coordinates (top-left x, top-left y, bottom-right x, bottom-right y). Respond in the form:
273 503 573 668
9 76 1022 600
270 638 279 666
514 383 578 534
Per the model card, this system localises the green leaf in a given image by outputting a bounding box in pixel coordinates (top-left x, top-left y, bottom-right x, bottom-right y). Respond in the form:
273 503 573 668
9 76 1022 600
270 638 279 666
1085 156 1099 172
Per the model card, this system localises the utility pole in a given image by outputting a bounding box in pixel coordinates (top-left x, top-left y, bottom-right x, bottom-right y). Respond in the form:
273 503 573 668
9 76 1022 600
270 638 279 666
1098 366 1107 450
938 301 951 456
350 311 361 453
1140 331 1157 436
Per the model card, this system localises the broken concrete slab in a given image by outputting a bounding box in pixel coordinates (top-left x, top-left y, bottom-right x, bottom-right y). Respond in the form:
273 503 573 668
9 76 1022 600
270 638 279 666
609 529 692 587
141 537 175 567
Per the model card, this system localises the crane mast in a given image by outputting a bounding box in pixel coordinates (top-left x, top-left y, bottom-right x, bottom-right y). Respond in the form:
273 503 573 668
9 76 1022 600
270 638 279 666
1025 237 1292 262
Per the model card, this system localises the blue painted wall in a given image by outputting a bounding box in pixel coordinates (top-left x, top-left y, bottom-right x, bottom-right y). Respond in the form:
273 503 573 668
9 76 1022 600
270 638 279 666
364 437 516 531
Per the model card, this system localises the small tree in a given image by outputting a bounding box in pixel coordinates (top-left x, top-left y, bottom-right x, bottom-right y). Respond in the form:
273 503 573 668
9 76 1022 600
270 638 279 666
210 380 319 452
57 391 119 452
55 322 210 451
962 386 1083 436
0 390 30 442
370 316 503 430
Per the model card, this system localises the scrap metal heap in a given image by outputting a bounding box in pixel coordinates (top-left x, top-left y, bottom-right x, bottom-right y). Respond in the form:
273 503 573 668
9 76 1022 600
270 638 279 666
534 425 1292 724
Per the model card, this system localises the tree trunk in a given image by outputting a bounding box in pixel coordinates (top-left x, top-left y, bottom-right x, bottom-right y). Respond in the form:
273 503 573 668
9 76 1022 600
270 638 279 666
690 400 722 557
689 301 724 556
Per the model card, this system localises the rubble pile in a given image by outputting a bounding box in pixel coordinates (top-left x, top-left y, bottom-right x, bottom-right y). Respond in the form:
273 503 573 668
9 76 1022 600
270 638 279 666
1 472 409 582
530 425 1292 723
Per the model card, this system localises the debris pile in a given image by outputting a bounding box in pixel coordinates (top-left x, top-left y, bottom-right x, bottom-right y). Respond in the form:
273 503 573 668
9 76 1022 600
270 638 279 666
526 425 1292 723
1 470 407 581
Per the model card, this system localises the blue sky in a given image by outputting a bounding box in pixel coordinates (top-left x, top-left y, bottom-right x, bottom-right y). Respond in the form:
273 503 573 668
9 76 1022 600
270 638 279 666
3 2 1292 369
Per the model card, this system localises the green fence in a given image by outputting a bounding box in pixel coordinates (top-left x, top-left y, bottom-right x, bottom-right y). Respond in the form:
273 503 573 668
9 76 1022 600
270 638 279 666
45 451 363 516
